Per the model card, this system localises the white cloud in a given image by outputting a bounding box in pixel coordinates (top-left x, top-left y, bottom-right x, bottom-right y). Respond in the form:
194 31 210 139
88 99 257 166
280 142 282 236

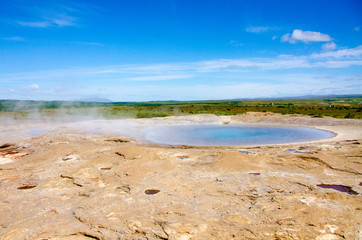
3 36 25 41
53 18 74 27
281 29 332 43
15 0 79 29
311 45 362 58
29 84 40 90
316 60 362 68
229 40 243 47
52 14 76 27
197 58 312 72
17 14 76 28
246 26 269 33
1 46 361 87
124 75 193 81
272 36 277 40
71 41 104 46
85 75 359 101
354 26 360 31
17 21 51 28
322 42 337 51
280 33 290 42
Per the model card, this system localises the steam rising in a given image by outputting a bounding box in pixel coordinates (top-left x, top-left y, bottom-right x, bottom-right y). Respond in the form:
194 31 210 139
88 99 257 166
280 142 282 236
0 100 145 143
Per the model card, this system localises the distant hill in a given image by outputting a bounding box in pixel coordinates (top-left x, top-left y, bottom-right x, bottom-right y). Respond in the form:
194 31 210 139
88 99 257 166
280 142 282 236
231 94 362 101
0 94 361 107
75 97 112 103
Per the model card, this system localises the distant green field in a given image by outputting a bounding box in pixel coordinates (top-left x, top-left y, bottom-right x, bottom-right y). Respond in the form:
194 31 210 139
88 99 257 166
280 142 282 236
0 96 361 120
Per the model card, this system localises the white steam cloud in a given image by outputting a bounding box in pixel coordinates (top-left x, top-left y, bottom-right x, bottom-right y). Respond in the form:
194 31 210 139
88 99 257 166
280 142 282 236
281 29 332 43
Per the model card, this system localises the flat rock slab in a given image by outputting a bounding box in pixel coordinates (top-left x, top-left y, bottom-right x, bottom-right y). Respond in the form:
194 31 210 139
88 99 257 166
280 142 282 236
0 114 361 239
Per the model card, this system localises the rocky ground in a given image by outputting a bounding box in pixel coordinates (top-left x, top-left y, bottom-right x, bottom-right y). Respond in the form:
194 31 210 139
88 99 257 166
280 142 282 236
0 113 361 240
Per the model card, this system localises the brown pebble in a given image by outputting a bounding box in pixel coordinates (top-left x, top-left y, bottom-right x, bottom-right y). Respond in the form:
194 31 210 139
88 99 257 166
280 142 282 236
145 189 160 195
17 184 37 190
100 167 112 170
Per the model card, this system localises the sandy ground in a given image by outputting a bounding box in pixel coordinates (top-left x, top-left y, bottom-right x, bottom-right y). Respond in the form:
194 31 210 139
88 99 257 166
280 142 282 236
0 112 361 240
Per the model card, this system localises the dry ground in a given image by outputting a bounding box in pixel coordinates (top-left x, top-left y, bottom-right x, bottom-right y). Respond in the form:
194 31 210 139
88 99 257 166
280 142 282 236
0 113 361 240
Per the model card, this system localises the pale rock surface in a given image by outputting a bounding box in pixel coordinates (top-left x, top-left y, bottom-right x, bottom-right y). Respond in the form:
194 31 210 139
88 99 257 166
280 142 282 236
0 113 361 239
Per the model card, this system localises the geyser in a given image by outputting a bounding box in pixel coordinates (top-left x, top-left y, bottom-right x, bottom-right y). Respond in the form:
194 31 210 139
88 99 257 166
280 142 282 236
142 124 335 146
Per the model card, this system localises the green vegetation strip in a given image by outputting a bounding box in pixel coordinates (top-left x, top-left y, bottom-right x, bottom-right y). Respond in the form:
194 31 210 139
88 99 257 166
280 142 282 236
0 97 361 120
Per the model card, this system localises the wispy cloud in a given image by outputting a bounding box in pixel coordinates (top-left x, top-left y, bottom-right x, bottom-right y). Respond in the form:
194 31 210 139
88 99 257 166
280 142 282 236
18 84 40 92
17 21 51 28
52 14 76 27
196 58 311 72
17 14 76 28
316 60 362 68
3 36 25 41
311 45 362 59
229 40 243 47
322 42 337 51
70 41 104 46
1 45 361 84
124 75 193 81
196 46 362 71
12 1 85 29
354 26 360 32
29 84 40 90
246 26 269 33
281 29 332 43
75 75 359 101
4 40 359 101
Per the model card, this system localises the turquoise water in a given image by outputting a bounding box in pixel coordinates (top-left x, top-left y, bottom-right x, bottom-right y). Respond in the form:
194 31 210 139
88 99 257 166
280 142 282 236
143 125 335 146
28 130 46 136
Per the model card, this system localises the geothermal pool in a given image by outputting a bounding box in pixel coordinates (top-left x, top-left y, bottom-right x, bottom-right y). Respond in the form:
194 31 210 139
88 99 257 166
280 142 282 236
142 125 335 146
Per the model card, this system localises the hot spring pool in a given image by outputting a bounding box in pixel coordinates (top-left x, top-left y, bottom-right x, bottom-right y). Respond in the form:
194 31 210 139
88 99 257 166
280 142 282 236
142 125 335 146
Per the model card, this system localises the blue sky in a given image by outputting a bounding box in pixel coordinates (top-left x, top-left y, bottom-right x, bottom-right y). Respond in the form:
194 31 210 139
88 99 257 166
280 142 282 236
0 0 361 101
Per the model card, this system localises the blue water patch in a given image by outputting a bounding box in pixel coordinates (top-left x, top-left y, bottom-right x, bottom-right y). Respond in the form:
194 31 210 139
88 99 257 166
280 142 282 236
28 130 46 136
143 125 335 146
